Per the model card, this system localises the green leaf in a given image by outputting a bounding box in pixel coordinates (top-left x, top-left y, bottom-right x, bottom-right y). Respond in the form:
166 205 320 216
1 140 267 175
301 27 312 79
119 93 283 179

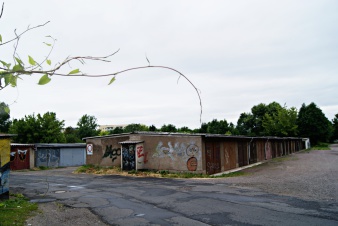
0 34 2 43
38 74 51 85
46 59 51 65
108 76 116 85
28 55 36 66
15 57 23 66
4 74 12 86
9 75 17 87
68 69 80 75
0 60 10 68
4 106 10 114
12 64 24 72
43 42 51 46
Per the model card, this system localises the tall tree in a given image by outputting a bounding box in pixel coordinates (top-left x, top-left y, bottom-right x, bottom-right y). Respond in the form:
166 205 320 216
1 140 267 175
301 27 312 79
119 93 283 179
110 126 125 134
262 105 298 137
331 113 338 142
123 123 149 133
9 112 65 143
198 123 209 133
206 119 232 134
0 102 10 133
236 113 254 136
160 124 177 132
149 125 157 132
236 102 283 136
64 126 82 143
177 126 192 133
297 103 332 144
77 114 99 139
251 102 282 136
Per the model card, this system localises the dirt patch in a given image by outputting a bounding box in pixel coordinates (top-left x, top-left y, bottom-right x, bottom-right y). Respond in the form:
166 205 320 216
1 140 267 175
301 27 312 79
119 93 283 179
26 202 108 226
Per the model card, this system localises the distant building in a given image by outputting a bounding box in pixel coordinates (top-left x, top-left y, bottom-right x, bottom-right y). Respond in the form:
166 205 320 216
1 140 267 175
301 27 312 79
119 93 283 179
99 124 128 132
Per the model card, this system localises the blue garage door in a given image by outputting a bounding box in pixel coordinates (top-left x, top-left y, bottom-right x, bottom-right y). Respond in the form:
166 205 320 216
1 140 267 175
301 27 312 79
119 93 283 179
60 148 85 167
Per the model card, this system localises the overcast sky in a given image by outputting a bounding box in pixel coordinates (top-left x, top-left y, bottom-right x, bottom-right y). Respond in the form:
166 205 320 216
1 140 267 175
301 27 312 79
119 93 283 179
1 0 338 129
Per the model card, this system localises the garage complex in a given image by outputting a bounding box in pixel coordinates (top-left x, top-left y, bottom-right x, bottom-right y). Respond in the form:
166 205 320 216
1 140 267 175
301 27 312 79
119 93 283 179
84 132 305 175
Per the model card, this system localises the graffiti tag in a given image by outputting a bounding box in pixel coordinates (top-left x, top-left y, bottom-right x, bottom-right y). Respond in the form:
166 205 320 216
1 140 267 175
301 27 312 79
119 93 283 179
103 145 121 162
136 145 148 164
18 149 27 161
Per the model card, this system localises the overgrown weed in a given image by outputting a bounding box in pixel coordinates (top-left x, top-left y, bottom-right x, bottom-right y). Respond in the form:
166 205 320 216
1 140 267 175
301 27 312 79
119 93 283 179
75 165 246 179
0 193 38 226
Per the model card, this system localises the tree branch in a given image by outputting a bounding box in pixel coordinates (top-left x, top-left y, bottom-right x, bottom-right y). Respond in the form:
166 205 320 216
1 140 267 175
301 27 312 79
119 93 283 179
55 65 203 123
0 21 50 46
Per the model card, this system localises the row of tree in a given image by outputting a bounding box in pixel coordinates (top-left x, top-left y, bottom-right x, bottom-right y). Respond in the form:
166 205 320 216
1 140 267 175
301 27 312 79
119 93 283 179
1 101 337 145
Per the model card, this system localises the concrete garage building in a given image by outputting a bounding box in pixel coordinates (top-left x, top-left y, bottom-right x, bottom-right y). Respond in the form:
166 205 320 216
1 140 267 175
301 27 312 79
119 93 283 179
35 143 86 168
84 132 304 175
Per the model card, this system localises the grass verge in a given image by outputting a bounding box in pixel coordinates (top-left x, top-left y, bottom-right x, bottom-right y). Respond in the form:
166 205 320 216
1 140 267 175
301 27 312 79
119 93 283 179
75 164 246 178
307 142 331 151
0 193 38 226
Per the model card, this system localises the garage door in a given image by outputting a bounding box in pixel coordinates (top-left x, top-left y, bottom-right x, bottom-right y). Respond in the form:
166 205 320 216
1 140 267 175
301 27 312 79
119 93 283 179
60 148 85 166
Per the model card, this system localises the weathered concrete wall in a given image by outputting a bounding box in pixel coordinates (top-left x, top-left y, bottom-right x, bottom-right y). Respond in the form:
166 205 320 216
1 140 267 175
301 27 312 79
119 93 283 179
0 138 11 200
86 135 129 167
138 135 203 173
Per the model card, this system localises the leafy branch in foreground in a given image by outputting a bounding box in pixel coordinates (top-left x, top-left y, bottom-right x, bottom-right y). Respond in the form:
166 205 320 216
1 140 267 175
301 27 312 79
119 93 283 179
0 3 202 121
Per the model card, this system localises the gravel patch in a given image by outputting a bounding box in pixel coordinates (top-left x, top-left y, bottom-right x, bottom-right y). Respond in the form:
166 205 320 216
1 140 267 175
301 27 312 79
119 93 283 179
219 144 338 202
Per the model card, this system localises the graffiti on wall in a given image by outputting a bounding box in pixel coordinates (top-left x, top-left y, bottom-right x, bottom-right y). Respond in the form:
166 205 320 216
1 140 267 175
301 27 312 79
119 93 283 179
102 145 121 162
0 163 10 198
10 152 16 162
154 141 200 171
136 145 148 164
36 149 60 167
18 150 27 161
0 138 10 199
224 150 229 165
187 157 198 171
122 145 135 170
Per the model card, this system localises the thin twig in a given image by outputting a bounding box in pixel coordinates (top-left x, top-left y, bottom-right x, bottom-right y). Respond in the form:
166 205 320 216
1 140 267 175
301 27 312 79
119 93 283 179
0 21 50 46
0 2 4 19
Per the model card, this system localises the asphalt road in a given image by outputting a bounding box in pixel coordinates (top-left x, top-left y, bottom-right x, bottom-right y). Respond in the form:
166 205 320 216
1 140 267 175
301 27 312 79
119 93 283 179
10 160 338 226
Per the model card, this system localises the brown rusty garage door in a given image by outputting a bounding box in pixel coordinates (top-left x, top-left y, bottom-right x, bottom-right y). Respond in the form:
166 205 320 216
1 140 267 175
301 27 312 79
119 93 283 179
205 142 221 175
238 141 248 167
10 147 30 170
223 141 237 171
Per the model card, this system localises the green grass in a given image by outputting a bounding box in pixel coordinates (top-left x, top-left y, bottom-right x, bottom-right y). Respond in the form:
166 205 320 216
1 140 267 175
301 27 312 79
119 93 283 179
75 164 120 174
307 142 331 151
0 193 38 226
